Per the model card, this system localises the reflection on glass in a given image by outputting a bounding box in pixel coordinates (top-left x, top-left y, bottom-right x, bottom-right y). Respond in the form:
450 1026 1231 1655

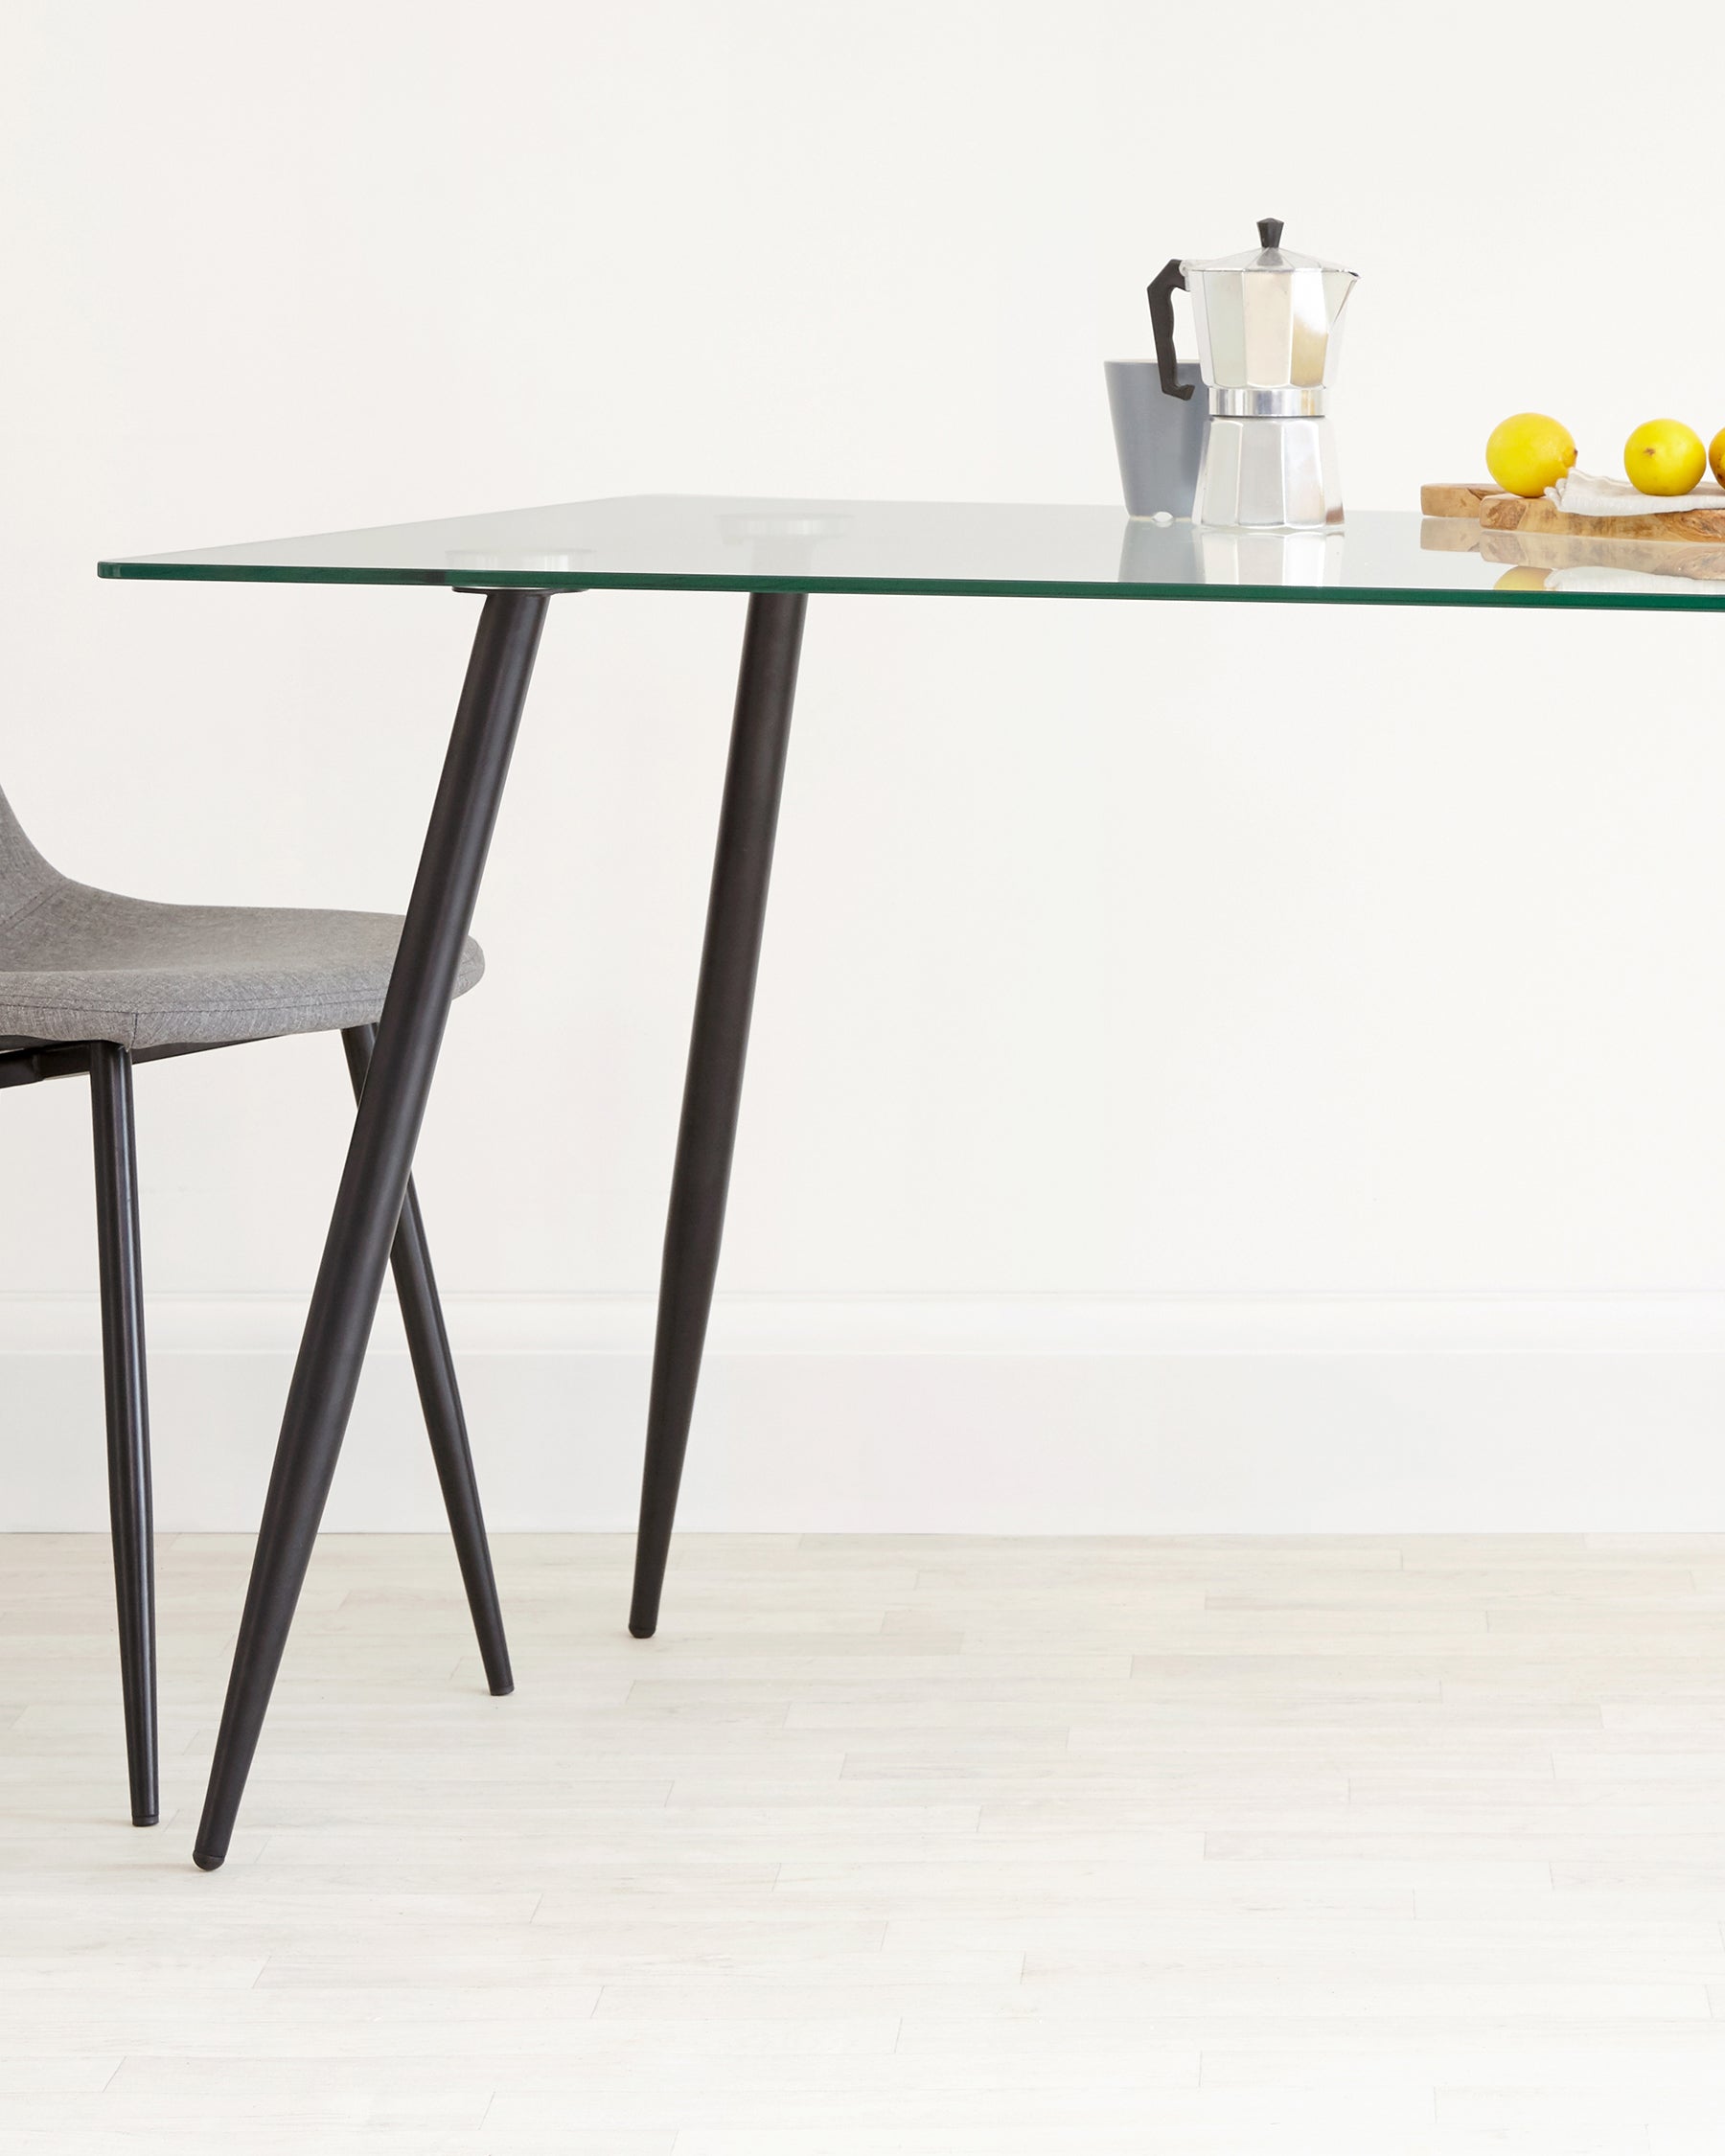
1116 517 1199 585
718 512 854 577
1419 516 1482 556
1195 528 1345 586
1116 520 1346 586
1473 526 1725 596
1419 514 1725 593
446 550 595 576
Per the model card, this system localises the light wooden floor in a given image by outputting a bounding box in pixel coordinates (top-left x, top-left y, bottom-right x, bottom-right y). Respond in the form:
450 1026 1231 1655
3 1532 1725 2152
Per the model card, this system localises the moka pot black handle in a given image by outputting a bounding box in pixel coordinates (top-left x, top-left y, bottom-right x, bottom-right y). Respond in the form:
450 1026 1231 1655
1147 258 1194 400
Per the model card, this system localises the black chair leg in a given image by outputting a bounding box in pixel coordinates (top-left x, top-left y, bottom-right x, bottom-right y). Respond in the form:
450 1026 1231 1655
342 1025 513 1695
87 1042 158 1826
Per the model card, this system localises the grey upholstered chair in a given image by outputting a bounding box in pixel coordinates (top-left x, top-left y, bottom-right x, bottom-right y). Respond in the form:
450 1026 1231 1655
0 781 511 1825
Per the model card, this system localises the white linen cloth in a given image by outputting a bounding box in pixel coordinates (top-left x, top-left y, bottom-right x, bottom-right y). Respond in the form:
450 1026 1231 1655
1547 469 1725 516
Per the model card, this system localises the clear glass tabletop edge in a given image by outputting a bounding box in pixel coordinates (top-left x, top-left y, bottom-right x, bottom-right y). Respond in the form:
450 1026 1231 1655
96 496 1725 612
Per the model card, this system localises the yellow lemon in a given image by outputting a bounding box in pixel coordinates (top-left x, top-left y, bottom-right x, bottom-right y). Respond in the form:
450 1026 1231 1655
1485 412 1577 498
1711 426 1725 489
1624 419 1706 496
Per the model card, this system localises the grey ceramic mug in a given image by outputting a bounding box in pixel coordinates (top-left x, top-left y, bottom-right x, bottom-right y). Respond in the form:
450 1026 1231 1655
1105 359 1207 519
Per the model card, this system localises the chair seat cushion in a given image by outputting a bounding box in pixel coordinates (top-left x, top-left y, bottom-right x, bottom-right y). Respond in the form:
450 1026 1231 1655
0 882 484 1051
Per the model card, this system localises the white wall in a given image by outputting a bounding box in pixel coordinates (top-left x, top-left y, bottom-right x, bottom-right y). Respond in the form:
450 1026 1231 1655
6 0 1725 1532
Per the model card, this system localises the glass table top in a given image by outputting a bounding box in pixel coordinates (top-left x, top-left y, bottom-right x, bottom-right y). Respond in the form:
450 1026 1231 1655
98 497 1725 612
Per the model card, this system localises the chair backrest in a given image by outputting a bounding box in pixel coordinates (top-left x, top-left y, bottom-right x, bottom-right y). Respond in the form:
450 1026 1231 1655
0 783 62 928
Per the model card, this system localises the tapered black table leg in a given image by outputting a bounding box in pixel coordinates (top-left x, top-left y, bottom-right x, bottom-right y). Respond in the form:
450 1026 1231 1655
343 1022 513 1696
88 1042 158 1827
194 589 547 1870
629 591 807 1639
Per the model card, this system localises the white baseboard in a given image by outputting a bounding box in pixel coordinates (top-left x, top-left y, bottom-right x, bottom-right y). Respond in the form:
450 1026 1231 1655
4 1291 1725 1532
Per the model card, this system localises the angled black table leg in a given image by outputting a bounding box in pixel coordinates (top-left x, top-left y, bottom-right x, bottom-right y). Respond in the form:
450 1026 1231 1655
342 1021 513 1697
194 589 548 1870
629 590 808 1639
88 1042 158 1827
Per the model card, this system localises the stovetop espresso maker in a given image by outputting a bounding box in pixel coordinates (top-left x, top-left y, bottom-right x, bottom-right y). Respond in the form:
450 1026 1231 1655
1149 218 1357 531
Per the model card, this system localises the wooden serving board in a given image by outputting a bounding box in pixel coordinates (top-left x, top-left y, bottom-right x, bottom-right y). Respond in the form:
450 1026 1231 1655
1482 494 1725 543
1420 482 1506 518
1420 478 1725 542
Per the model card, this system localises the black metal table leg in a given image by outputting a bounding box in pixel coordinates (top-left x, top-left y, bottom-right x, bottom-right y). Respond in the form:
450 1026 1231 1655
629 591 808 1639
343 1022 514 1697
89 1042 158 1827
194 589 548 1870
